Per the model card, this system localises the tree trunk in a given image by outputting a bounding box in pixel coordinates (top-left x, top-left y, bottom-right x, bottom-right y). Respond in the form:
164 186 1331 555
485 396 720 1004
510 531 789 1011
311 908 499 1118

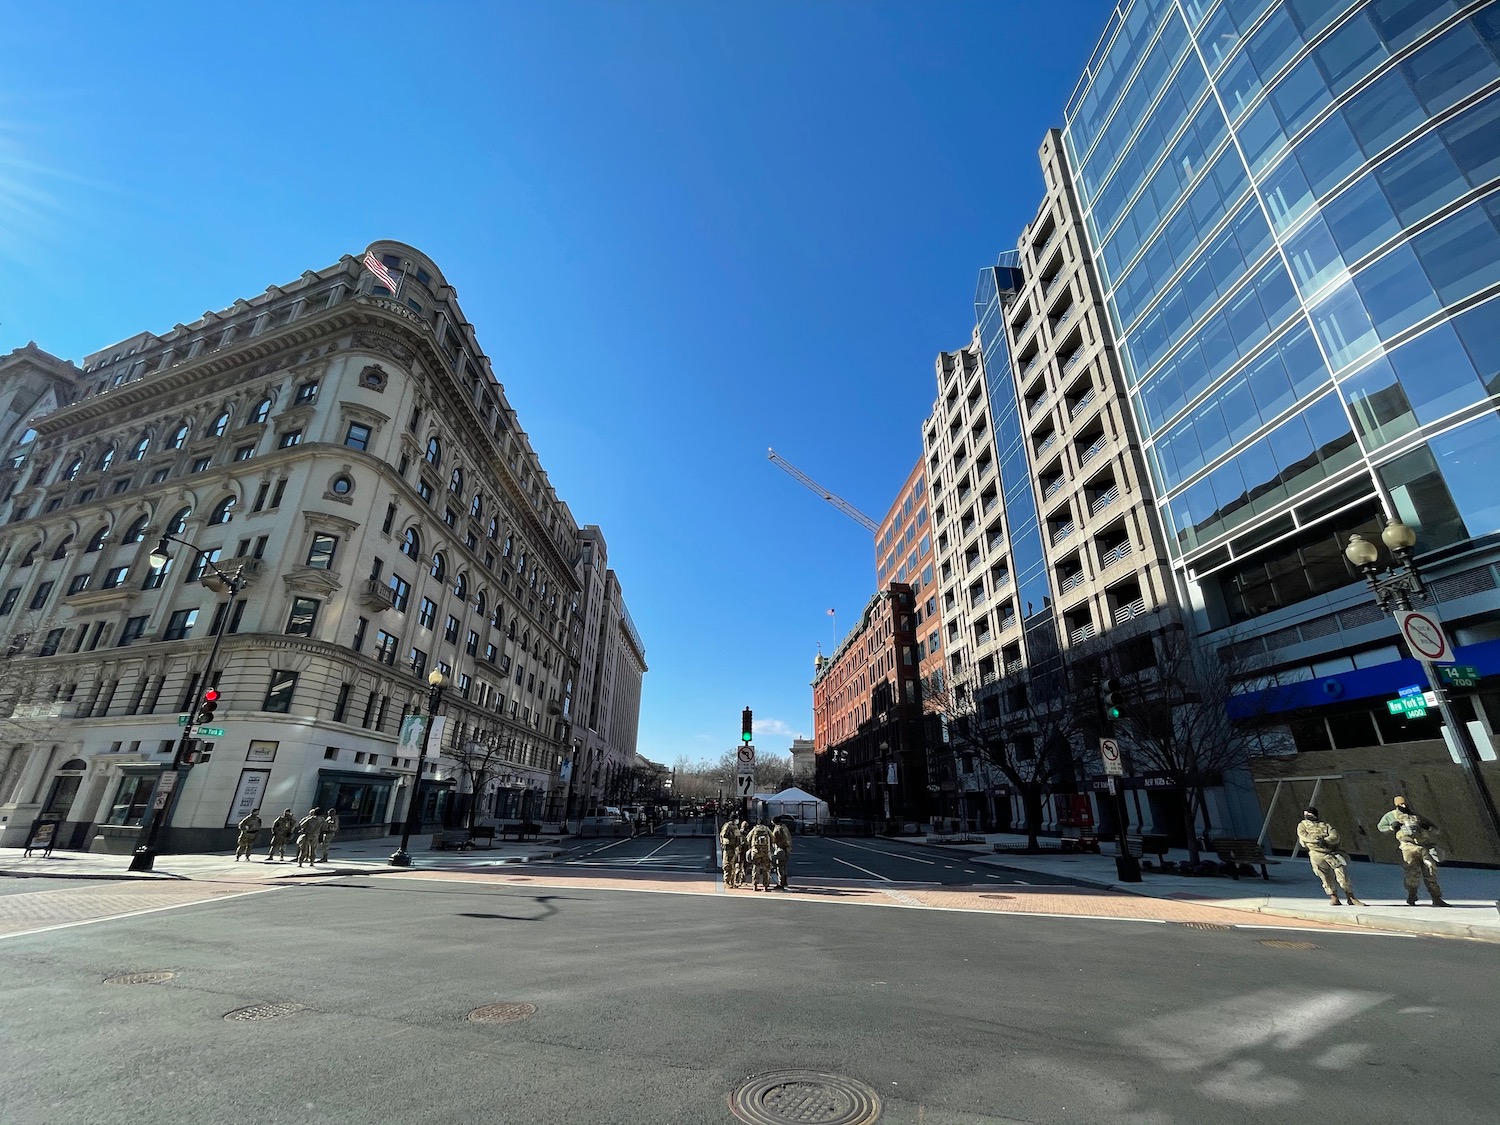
1021 789 1044 852
1182 790 1201 866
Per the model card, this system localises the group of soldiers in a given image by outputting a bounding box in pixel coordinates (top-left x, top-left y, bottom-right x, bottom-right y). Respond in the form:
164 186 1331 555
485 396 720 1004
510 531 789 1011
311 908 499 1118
1296 794 1449 907
234 807 339 867
719 817 792 892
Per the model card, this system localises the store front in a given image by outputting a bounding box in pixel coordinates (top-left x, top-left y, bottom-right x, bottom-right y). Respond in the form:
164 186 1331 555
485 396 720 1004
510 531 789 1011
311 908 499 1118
314 769 399 839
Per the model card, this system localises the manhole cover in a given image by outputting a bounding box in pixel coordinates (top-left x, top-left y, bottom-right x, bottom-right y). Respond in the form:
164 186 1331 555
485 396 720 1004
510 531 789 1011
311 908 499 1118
467 1001 537 1024
1258 939 1320 950
103 971 177 985
730 1071 881 1125
1179 922 1232 931
225 1002 310 1022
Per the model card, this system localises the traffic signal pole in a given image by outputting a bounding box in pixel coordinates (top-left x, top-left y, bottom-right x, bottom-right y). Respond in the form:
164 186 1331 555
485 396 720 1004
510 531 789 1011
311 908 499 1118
1095 676 1141 883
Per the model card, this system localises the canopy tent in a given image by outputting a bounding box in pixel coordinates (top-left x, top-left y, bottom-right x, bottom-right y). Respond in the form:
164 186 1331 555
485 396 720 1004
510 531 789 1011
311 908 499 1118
752 787 830 826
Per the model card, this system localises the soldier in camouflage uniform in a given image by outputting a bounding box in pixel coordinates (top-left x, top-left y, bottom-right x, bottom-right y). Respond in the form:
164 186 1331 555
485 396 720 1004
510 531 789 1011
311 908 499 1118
1295 806 1364 906
1377 796 1449 906
771 820 792 890
746 821 774 892
295 808 325 868
234 810 262 861
317 808 340 862
266 809 296 862
719 818 743 887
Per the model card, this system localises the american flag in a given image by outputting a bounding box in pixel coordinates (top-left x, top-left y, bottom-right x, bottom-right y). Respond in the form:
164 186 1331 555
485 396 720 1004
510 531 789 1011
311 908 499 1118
827 608 835 617
363 251 400 293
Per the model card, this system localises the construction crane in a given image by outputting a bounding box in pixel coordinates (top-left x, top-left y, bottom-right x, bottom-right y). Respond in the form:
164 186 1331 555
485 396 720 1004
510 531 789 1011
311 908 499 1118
767 448 879 535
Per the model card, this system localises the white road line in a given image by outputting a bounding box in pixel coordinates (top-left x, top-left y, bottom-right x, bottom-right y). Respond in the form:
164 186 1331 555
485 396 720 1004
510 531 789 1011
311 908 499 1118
963 869 977 874
0 887 277 941
633 840 674 864
828 840 937 865
832 857 892 881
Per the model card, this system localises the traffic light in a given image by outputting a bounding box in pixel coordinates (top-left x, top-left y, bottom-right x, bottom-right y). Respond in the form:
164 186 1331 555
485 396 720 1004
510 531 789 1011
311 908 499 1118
741 707 753 743
1100 678 1121 722
196 687 220 726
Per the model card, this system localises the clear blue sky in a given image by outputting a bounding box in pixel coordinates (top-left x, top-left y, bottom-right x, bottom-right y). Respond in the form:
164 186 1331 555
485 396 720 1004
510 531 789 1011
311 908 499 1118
0 0 1111 765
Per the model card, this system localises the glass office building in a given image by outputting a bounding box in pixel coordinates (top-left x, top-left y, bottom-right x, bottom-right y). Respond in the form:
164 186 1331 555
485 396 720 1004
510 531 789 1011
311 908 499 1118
1063 0 1500 635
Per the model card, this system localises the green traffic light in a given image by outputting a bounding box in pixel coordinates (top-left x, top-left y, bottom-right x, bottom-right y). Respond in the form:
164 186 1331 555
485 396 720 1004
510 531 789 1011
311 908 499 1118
741 732 753 742
1106 706 1121 720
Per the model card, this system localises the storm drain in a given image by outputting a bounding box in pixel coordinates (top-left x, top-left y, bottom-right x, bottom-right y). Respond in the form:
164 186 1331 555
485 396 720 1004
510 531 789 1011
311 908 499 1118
1258 939 1320 950
979 894 1014 901
729 1071 881 1125
103 971 177 986
225 1002 310 1022
1178 922 1232 931
467 1001 537 1024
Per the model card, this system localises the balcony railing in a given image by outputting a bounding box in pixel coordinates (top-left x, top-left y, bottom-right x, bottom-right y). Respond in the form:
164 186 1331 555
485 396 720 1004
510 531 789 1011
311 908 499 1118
1112 597 1149 625
1099 541 1135 568
1050 305 1076 335
360 578 397 610
1004 658 1025 674
1069 388 1097 418
1051 522 1076 545
1078 435 1109 467
1059 570 1086 594
1027 391 1051 417
1088 486 1120 516
1035 432 1058 457
1069 621 1098 644
1043 476 1067 500
1062 349 1086 373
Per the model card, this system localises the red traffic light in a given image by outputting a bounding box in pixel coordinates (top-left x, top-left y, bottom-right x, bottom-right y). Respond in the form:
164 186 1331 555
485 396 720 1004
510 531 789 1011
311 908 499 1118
202 688 220 702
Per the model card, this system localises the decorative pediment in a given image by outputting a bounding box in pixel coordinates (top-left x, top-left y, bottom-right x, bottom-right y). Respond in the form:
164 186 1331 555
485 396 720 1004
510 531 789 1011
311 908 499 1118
281 567 342 596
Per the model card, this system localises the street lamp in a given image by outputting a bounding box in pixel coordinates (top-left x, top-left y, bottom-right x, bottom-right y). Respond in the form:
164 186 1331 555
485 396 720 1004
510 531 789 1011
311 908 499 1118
389 669 446 867
1344 518 1500 851
879 740 892 822
128 535 251 872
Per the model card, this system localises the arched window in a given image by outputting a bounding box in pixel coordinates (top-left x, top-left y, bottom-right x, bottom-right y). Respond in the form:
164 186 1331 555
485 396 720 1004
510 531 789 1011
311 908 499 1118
207 496 235 526
425 436 441 466
401 527 421 559
473 590 486 616
128 434 150 461
96 446 116 472
62 457 83 481
470 494 483 519
487 516 498 539
167 423 190 450
20 542 39 567
491 606 502 630
453 572 467 600
18 428 36 445
85 526 109 553
166 507 191 535
51 535 73 561
212 411 231 437
429 551 446 581
122 515 150 544
503 535 513 558
449 467 463 494
251 398 272 424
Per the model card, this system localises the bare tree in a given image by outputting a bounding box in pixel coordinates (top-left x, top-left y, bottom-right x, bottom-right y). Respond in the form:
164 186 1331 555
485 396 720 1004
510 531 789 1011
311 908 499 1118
1105 630 1287 865
442 733 512 830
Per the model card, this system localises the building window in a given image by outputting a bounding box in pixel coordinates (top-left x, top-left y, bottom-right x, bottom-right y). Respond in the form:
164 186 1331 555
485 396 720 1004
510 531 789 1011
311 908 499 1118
142 556 172 590
294 381 318 404
458 673 472 700
102 566 129 589
208 496 235 525
106 774 157 826
212 411 231 437
96 446 116 472
277 430 302 449
62 457 83 481
388 575 410 612
449 467 463 494
28 581 54 610
167 424 189 450
401 527 421 558
444 616 459 643
0 587 21 615
119 515 149 544
409 647 428 676
38 628 63 657
382 504 397 534
333 682 352 723
190 456 212 474
430 551 446 580
167 506 191 535
444 508 457 529
163 608 198 640
111 479 132 494
85 526 109 553
425 436 441 466
352 616 368 652
373 629 399 665
345 422 371 450
305 533 338 569
118 615 149 646
466 630 479 655
263 670 298 713
331 475 353 496
285 597 319 636
187 548 222 583
251 398 272 424
418 597 437 629
418 478 434 504
150 468 170 484
67 574 91 595
234 444 255 461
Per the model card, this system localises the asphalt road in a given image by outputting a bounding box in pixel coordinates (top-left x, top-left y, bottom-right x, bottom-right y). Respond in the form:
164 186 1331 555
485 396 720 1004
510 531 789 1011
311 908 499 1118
0 849 1494 1125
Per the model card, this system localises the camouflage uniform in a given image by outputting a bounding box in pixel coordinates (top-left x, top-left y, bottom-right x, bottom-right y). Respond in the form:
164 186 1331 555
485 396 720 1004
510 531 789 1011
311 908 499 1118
317 809 340 862
771 822 792 890
746 823 774 892
266 810 296 862
1377 798 1447 906
1295 809 1363 905
234 812 262 861
295 809 325 867
719 820 742 887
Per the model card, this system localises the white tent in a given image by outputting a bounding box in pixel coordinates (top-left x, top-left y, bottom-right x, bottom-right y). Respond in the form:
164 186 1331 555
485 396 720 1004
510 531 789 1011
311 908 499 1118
753 787 830 826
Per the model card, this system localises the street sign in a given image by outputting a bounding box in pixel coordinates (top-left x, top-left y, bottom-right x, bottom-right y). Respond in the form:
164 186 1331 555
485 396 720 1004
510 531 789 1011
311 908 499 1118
1440 664 1481 688
736 745 755 764
1395 609 1454 664
152 770 179 809
1398 684 1424 697
1098 737 1123 777
177 714 191 725
194 726 226 738
735 774 753 797
1387 696 1429 718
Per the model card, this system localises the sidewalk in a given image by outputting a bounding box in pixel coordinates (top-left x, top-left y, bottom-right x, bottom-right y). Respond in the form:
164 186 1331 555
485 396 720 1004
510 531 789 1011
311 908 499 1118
907 831 1500 942
0 834 567 883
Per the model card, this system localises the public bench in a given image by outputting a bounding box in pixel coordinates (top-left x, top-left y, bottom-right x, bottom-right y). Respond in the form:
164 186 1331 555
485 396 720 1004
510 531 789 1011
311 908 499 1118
429 829 472 851
1124 833 1172 863
1210 836 1279 880
467 825 495 848
499 821 541 841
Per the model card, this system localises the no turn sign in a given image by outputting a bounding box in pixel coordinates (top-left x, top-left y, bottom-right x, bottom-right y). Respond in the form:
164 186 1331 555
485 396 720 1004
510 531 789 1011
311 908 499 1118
1099 737 1123 777
1396 609 1454 664
737 745 755 764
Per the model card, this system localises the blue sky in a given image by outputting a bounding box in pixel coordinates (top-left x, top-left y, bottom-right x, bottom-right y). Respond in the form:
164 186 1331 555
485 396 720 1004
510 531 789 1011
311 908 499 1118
0 0 1112 764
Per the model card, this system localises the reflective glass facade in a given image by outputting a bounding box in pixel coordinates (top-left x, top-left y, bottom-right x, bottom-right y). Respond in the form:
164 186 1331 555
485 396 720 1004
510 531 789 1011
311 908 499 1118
1063 0 1500 625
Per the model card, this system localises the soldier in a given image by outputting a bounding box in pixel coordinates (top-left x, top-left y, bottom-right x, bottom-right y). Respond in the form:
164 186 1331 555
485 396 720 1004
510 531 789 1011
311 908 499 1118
318 808 340 863
719 818 742 888
1377 795 1449 906
295 808 325 868
771 820 792 891
746 821 774 892
266 809 296 862
234 809 262 861
735 818 752 887
1295 806 1364 906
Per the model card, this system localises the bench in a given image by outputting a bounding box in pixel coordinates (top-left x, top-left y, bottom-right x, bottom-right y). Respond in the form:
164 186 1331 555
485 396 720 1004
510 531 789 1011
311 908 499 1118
429 829 472 851
1210 837 1280 880
499 821 541 841
1124 834 1172 863
468 825 495 848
